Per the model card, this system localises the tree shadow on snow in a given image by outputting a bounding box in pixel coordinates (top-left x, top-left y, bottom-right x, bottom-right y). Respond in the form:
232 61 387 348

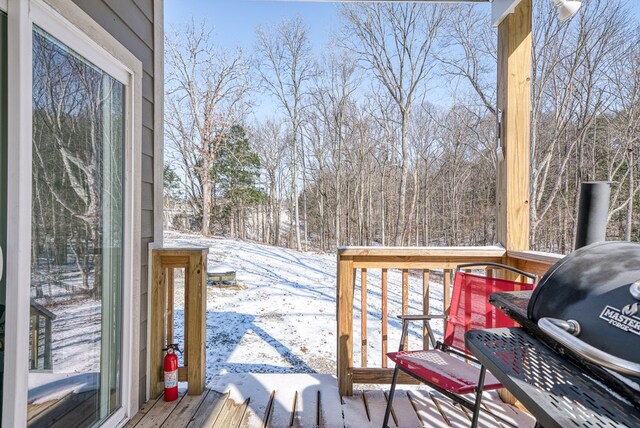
172 309 321 424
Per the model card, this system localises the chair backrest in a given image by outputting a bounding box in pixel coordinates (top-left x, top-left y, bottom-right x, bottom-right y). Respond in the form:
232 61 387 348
443 270 536 354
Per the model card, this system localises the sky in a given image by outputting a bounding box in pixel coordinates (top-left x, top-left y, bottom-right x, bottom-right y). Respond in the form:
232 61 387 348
164 0 344 53
164 0 640 53
164 0 640 119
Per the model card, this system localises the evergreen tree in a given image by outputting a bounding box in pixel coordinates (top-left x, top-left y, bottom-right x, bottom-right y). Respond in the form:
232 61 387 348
213 125 266 236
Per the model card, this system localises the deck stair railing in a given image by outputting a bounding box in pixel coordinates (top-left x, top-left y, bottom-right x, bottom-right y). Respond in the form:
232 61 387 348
336 246 563 396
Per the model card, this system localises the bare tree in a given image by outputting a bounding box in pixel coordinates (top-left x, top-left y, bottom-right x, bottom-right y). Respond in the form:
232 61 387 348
165 20 250 236
251 119 289 246
342 3 445 245
530 0 632 248
256 17 315 251
307 48 360 246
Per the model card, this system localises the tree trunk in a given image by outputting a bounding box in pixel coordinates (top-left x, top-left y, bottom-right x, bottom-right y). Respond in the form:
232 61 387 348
202 167 212 236
396 114 409 245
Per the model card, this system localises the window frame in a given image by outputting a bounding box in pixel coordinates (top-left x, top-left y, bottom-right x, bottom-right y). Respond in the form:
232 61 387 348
4 0 142 426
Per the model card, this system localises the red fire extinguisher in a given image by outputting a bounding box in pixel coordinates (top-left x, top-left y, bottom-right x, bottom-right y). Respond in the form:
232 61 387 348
163 344 180 401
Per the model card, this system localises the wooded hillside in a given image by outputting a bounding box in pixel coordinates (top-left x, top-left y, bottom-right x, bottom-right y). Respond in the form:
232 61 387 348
164 0 639 253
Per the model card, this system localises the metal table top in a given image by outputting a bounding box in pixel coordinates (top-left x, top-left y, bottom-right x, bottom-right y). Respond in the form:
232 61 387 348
465 327 640 428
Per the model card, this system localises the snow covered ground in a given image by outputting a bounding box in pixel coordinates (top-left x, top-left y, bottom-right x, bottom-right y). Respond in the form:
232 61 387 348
164 231 447 388
28 230 448 402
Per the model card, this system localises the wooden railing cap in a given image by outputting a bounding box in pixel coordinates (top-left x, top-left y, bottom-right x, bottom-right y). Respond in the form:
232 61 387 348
153 247 209 253
30 298 57 320
337 245 506 257
507 250 564 265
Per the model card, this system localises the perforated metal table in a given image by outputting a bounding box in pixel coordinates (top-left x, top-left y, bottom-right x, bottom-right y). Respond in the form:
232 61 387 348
465 327 640 428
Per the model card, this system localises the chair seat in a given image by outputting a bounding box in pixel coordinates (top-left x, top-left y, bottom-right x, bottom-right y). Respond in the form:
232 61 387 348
387 349 502 394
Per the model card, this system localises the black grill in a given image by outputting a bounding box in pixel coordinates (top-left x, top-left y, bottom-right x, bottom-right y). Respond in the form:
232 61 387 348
498 241 640 408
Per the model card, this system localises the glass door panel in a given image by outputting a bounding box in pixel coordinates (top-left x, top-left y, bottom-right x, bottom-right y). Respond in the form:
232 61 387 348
28 26 124 428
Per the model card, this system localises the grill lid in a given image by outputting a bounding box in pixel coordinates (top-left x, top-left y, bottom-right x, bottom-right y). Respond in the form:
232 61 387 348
528 241 640 366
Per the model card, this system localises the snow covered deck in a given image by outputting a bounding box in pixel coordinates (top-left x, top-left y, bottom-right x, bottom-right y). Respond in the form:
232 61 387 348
125 374 534 428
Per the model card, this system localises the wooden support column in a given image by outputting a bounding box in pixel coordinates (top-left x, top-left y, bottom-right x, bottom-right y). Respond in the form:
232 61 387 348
150 251 167 398
337 251 355 397
186 250 207 395
496 0 532 251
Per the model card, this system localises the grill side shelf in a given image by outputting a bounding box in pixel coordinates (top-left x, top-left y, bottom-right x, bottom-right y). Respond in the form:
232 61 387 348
465 328 640 428
490 291 640 407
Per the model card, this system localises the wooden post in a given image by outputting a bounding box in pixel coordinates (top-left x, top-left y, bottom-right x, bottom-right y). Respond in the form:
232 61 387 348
496 0 532 251
150 248 208 398
186 250 206 395
337 252 355 397
150 251 166 398
360 268 367 368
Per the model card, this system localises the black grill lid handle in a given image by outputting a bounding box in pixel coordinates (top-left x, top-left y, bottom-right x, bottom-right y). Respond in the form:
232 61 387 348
538 317 640 378
455 262 537 282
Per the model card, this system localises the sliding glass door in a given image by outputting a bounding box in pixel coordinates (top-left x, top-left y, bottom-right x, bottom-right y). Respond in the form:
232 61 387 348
28 25 124 427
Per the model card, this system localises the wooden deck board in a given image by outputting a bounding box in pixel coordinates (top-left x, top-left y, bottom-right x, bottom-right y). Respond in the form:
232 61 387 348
135 389 187 427
186 390 228 428
386 391 422 428
407 390 451 428
27 392 73 422
429 390 475 428
28 391 97 428
211 397 246 428
363 390 396 428
317 380 343 428
161 389 210 428
481 391 535 427
127 374 535 428
293 386 319 427
125 394 163 427
342 392 372 428
49 392 97 428
268 388 298 427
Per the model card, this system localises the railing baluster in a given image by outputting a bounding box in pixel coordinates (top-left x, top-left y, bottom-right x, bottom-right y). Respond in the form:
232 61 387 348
31 313 38 370
381 268 388 368
167 268 174 344
402 269 409 350
361 268 367 368
422 269 430 350
44 317 52 370
444 269 451 333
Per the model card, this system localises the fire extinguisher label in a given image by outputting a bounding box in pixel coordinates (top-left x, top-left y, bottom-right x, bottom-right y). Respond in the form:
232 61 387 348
164 370 178 388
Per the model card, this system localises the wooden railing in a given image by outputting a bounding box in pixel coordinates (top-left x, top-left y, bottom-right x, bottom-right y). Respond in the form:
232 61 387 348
336 246 563 396
150 247 208 397
30 299 56 371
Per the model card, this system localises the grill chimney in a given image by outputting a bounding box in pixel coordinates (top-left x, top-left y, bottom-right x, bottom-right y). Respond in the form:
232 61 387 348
575 181 611 250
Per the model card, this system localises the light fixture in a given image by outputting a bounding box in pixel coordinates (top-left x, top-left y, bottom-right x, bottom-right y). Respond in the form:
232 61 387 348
554 0 582 22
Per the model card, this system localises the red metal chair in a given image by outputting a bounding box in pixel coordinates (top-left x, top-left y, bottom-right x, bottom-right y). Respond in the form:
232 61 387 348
382 263 537 428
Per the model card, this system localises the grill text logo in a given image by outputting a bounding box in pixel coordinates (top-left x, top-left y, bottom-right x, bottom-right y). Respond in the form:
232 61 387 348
622 302 639 317
599 305 640 336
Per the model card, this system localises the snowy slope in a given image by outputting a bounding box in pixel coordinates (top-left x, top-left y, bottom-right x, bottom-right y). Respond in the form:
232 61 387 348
164 231 446 388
